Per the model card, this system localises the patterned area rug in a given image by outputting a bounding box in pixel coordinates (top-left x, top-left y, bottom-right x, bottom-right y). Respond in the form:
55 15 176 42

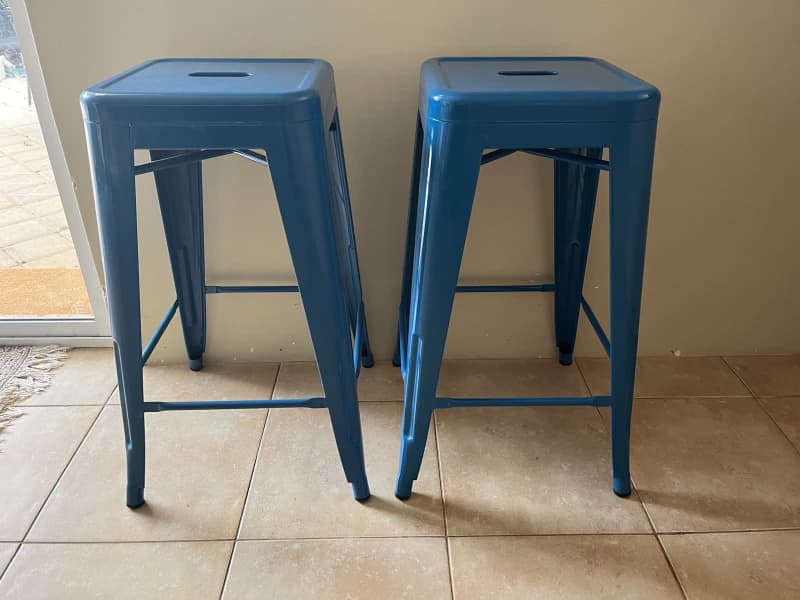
0 345 68 436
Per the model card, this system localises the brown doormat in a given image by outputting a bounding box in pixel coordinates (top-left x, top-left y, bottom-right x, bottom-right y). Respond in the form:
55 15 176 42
0 268 93 318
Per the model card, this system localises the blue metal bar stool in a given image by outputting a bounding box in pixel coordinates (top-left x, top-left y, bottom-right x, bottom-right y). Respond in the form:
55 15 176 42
81 59 374 507
393 57 660 499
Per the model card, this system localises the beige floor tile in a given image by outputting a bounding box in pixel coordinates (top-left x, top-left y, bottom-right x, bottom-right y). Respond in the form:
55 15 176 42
579 356 750 398
0 406 100 541
761 397 800 450
631 398 800 532
23 348 116 406
726 355 800 397
223 538 451 599
663 531 800 600
239 402 444 539
0 542 232 600
27 405 266 541
438 358 588 398
108 362 279 405
450 535 682 600
274 360 403 402
358 361 405 401
0 543 16 573
437 406 651 535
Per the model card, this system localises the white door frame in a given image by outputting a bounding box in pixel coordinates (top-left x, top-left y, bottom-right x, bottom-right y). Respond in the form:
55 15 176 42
1 0 110 344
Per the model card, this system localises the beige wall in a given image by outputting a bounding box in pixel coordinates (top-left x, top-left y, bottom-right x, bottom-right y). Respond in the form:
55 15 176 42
24 0 800 362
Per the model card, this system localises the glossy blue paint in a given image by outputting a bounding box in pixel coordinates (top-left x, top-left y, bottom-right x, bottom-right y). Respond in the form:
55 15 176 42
434 395 612 409
204 285 300 294
554 147 604 366
581 295 611 356
82 59 373 507
394 57 659 500
143 398 327 412
141 299 178 366
134 149 233 175
455 283 555 293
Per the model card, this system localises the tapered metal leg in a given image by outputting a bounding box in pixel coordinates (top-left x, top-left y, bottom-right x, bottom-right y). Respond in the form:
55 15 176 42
553 147 603 365
395 121 483 499
269 121 370 500
86 122 146 508
328 113 374 368
608 120 658 497
151 150 207 371
393 114 424 369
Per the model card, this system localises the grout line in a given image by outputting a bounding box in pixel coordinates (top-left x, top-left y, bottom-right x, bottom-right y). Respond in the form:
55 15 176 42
578 357 681 599
721 357 800 457
217 363 280 600
654 533 689 599
16 402 110 408
8 539 237 546
433 411 455 600
0 385 113 582
573 358 594 398
11 528 800 546
719 356 757 399
635 480 689 599
0 543 18 583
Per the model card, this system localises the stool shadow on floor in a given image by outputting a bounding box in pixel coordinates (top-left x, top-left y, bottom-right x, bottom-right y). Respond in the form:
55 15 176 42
357 493 444 528
439 490 644 536
633 487 800 531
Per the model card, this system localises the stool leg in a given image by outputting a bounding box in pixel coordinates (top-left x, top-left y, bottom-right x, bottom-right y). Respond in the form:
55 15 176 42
329 112 374 368
609 120 658 497
554 148 603 365
269 121 370 501
393 114 424 368
150 151 207 371
395 122 483 499
85 123 146 508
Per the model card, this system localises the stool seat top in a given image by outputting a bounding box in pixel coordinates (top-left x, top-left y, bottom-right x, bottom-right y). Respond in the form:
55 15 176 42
81 58 335 124
420 57 660 124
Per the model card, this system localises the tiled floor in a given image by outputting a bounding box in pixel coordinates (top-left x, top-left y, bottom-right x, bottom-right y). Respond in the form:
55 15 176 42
1 351 800 598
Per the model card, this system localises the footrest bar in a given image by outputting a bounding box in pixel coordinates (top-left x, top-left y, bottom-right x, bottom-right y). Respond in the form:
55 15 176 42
205 285 299 294
434 395 612 408
143 397 327 412
580 295 611 356
456 283 555 293
142 299 179 366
